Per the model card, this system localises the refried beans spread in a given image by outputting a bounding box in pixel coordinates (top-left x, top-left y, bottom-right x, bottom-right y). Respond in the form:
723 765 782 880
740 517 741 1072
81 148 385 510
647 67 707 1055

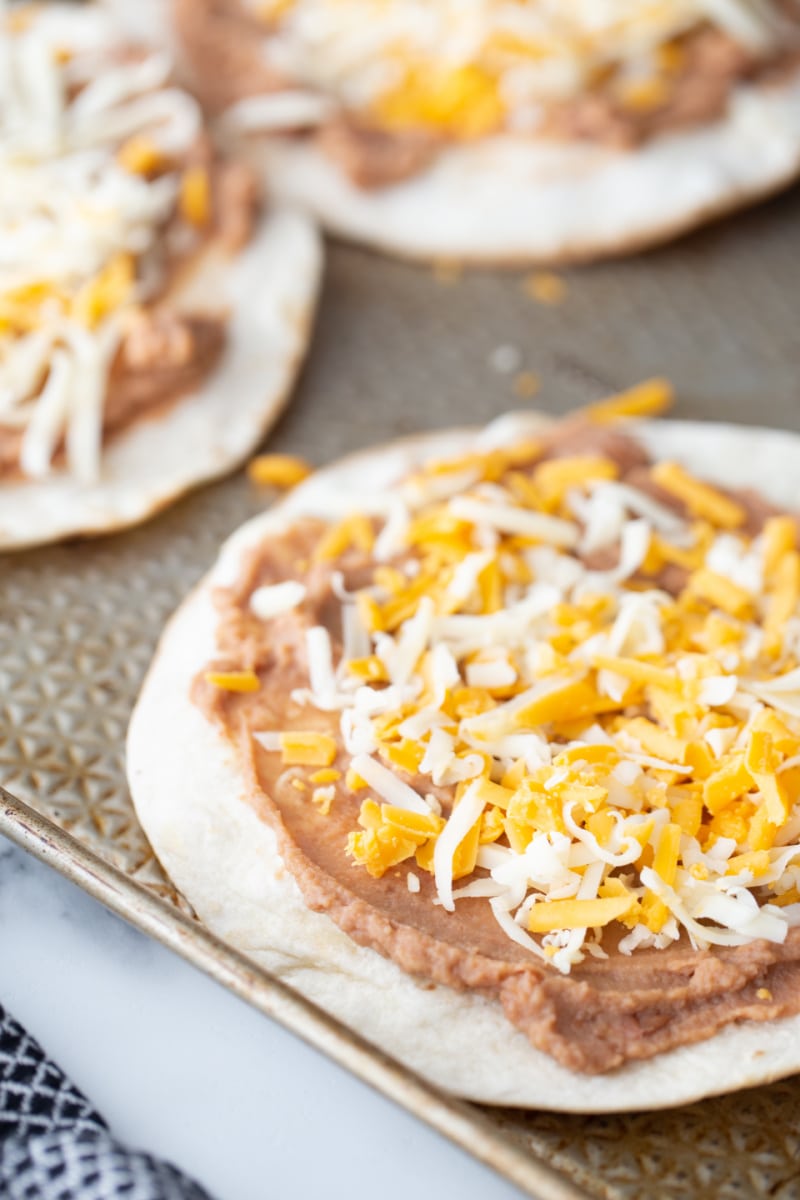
194 384 800 1074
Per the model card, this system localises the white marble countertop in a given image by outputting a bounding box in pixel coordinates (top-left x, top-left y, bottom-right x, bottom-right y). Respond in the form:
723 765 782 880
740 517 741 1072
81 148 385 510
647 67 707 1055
0 840 527 1200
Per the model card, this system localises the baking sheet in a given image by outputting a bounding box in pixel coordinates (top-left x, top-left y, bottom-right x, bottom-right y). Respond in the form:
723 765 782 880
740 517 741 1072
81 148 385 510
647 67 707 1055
4 183 800 1200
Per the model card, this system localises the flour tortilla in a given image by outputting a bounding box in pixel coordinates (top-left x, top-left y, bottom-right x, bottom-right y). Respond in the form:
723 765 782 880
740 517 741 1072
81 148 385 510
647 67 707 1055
128 415 800 1112
230 70 800 265
0 208 322 550
98 0 175 48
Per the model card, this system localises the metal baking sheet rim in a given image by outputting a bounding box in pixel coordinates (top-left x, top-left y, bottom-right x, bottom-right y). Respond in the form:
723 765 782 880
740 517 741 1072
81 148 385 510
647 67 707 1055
0 785 589 1200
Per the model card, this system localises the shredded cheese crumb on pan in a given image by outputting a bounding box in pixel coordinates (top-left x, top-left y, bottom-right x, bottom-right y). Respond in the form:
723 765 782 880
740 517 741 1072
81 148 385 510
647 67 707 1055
248 454 313 489
235 385 800 974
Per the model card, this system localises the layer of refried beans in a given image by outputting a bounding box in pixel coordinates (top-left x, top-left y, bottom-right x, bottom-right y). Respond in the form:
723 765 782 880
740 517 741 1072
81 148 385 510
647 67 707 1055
178 0 800 188
194 403 800 1074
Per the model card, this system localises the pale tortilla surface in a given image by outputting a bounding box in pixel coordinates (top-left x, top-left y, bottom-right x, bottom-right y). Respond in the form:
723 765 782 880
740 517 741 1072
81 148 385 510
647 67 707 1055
237 73 800 264
98 0 174 47
0 208 322 550
128 416 800 1112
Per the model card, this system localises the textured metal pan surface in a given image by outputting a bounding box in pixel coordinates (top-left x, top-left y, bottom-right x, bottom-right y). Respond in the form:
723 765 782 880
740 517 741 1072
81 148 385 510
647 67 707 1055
4 185 800 1200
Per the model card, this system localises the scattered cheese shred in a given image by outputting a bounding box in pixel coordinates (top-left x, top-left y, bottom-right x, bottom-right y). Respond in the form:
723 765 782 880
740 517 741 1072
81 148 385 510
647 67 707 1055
310 767 342 784
619 75 670 111
584 378 674 424
512 371 541 400
533 455 618 509
315 513 375 561
248 454 313 488
72 254 134 329
624 718 688 764
651 462 745 529
523 272 567 307
528 894 635 933
117 135 164 175
205 670 260 692
279 732 338 766
350 753 432 815
763 516 796 579
312 785 335 814
703 756 751 815
434 781 487 912
653 823 681 887
686 567 753 619
250 580 307 619
179 165 211 226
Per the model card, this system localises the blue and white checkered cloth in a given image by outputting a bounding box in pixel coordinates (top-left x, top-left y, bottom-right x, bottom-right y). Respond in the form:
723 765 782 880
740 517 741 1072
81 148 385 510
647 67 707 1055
0 1005 214 1200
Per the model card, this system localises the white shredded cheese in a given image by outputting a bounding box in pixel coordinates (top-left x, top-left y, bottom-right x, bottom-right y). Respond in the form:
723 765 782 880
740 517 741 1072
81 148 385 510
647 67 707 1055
748 668 800 719
252 731 282 751
307 625 338 698
489 897 551 966
251 580 308 619
219 89 334 131
432 780 487 912
378 595 435 687
350 752 432 814
465 656 517 690
450 495 579 548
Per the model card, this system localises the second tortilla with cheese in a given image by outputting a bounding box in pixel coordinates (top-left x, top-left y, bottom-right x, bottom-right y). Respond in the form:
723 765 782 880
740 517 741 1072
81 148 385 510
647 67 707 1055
177 0 800 263
0 4 322 550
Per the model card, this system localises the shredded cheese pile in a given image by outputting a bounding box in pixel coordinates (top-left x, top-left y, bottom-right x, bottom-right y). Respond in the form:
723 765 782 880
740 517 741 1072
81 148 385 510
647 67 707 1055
241 382 800 973
242 0 790 137
0 3 203 482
